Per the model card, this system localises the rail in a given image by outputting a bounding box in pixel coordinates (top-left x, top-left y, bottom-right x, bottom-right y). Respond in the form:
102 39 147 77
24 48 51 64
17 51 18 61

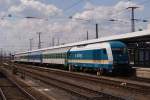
15 63 150 93
0 64 59 100
8 78 37 100
3 63 150 99
0 88 7 100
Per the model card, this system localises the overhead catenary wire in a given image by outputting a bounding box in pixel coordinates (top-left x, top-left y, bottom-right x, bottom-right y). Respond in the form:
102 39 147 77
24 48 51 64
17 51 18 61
63 0 83 12
107 0 149 21
137 0 150 5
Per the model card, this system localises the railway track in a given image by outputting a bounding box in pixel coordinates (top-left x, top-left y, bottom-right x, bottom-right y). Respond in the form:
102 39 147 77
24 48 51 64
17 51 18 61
0 63 57 100
0 88 6 100
3 63 123 100
16 68 120 99
15 63 150 92
3 63 150 100
0 72 37 100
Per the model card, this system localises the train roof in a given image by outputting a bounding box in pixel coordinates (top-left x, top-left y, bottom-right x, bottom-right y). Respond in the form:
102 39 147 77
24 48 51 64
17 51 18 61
15 29 150 55
70 42 110 51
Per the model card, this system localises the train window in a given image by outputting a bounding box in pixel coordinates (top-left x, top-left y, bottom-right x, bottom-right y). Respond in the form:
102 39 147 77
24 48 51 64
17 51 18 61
73 53 75 58
102 49 107 54
75 53 77 58
53 54 54 58
56 54 58 58
112 48 127 54
61 53 63 58
62 53 63 58
64 53 66 58
60 53 61 58
63 53 65 58
53 54 55 58
59 53 61 58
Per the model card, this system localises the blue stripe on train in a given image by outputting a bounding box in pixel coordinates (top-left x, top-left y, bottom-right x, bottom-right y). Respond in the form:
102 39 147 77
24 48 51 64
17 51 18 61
68 49 108 60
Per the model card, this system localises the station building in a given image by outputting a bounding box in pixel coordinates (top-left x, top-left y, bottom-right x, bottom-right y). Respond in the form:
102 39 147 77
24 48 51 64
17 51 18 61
117 30 150 67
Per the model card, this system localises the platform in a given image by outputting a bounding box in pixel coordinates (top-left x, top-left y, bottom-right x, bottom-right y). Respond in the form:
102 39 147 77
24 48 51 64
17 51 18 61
134 67 150 79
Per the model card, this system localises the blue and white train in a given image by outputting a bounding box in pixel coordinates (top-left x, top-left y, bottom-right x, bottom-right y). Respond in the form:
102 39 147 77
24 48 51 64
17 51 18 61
14 41 131 75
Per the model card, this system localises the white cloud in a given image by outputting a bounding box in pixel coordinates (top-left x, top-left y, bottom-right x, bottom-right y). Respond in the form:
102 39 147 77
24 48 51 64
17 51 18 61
74 1 142 21
72 1 144 36
0 0 63 53
9 0 62 18
0 0 146 53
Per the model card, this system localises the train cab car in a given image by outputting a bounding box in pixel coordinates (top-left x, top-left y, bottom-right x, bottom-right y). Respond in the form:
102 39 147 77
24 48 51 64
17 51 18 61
68 41 131 75
110 41 131 74
68 42 113 72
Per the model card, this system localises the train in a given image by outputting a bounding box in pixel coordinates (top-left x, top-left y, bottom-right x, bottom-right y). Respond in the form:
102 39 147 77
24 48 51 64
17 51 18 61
14 41 132 75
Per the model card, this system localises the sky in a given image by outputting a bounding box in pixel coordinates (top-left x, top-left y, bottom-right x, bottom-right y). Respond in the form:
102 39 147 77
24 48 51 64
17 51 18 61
0 0 150 54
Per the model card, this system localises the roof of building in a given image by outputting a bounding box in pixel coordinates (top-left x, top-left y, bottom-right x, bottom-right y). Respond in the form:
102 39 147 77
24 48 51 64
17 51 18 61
15 29 150 55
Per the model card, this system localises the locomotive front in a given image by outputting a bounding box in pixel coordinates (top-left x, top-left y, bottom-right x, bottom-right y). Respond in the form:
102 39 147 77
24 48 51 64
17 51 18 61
110 41 131 74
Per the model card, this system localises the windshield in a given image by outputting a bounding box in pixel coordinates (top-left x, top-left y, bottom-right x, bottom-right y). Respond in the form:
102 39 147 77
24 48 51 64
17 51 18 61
112 48 128 64
112 48 127 55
